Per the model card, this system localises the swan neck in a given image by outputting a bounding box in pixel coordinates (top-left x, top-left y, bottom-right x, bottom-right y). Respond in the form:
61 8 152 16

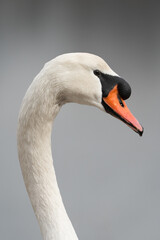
17 82 78 240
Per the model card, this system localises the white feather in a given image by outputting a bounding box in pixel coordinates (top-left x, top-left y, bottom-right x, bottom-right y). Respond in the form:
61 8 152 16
17 53 117 240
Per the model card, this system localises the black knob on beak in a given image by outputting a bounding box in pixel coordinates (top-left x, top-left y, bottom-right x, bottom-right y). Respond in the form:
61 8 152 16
118 79 131 100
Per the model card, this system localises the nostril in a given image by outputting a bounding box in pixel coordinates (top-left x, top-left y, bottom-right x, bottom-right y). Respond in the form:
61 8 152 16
117 94 124 107
118 81 131 100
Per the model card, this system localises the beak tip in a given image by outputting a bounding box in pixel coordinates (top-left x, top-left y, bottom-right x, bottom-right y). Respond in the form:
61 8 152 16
138 126 144 137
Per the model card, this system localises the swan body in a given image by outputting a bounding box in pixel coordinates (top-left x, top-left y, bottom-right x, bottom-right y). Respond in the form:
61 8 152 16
17 53 143 240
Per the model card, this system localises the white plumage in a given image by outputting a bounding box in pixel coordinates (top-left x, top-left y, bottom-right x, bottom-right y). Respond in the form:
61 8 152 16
17 53 142 240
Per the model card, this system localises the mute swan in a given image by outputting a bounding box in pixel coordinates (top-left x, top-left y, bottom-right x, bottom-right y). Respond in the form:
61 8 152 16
17 53 143 240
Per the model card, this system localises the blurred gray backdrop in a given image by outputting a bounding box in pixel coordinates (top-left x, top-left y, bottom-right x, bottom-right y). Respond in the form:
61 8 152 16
1 0 160 239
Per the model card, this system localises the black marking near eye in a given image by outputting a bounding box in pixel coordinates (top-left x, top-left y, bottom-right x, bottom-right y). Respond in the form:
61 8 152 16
93 70 131 100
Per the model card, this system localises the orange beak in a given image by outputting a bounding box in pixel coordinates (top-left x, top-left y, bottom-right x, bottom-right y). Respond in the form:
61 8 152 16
103 85 143 136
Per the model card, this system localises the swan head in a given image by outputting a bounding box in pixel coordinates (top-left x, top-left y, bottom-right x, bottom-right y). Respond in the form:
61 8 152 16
47 53 143 136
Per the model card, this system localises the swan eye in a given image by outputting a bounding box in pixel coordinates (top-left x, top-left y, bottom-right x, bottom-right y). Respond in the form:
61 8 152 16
94 70 101 77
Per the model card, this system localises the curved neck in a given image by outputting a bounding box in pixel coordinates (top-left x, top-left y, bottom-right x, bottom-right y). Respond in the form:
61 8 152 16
17 74 78 240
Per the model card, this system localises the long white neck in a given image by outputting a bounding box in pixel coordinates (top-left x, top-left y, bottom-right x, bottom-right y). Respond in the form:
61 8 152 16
17 66 78 240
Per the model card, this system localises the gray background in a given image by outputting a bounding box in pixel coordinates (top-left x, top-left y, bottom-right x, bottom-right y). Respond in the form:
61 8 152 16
1 0 159 239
